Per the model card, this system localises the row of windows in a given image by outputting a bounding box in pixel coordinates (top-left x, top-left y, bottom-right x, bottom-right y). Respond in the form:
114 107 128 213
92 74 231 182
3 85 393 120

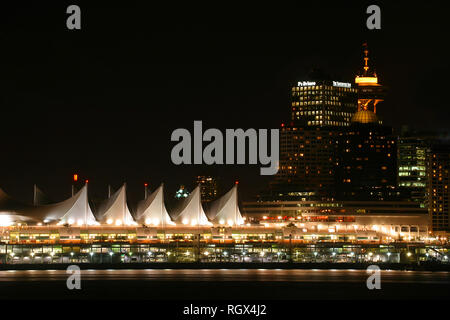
306 121 350 126
292 86 357 93
294 101 349 107
294 111 353 117
293 95 349 102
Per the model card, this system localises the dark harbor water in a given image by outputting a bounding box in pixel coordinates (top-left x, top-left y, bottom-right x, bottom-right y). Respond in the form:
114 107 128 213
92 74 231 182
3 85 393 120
0 268 449 300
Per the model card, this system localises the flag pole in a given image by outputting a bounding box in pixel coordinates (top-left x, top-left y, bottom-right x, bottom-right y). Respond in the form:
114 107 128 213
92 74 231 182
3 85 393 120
33 184 37 205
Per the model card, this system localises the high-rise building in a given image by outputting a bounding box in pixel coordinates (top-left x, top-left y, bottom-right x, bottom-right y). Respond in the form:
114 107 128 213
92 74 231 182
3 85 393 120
195 175 218 202
335 113 398 200
291 80 358 127
335 43 397 200
269 126 339 200
427 144 450 234
264 44 394 203
266 72 358 200
398 136 428 206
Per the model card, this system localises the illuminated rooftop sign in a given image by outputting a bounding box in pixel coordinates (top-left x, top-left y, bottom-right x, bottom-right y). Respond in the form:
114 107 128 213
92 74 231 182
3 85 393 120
355 76 378 84
333 81 351 88
297 81 316 87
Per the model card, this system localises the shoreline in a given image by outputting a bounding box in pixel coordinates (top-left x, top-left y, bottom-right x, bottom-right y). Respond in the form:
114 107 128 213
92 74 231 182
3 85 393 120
1 261 449 271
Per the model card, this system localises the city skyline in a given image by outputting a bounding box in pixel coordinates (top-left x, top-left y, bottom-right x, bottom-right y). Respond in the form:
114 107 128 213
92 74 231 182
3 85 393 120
0 3 449 306
1 2 449 205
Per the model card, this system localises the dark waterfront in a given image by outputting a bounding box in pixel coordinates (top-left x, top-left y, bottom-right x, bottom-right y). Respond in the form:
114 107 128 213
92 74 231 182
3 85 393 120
0 268 449 300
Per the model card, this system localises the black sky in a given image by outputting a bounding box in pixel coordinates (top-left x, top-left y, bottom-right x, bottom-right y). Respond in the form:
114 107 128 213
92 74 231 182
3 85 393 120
0 1 449 204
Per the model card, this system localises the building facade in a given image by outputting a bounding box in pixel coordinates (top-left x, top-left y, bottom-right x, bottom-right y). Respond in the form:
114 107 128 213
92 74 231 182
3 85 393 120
291 80 357 127
398 136 428 206
335 118 398 200
427 144 450 234
269 126 339 199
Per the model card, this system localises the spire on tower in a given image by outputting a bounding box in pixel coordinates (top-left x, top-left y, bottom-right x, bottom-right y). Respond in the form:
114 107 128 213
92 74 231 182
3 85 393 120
363 42 369 74
354 42 386 115
355 42 378 85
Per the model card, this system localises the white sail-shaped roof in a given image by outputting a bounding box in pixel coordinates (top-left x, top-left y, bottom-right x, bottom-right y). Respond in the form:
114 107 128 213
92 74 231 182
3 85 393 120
208 184 244 226
96 184 136 226
171 185 211 226
57 185 98 226
0 185 97 226
135 184 175 226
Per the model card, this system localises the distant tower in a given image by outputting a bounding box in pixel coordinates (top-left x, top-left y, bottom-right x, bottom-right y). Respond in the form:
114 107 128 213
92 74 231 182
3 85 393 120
334 44 396 200
427 144 450 234
194 175 218 202
354 43 387 114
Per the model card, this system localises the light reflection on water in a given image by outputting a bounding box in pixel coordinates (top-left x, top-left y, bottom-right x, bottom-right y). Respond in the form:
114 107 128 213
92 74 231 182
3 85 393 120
0 269 448 284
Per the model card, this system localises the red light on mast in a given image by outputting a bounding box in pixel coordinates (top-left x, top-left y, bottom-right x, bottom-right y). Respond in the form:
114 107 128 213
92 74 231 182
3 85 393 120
235 180 239 185
73 174 78 182
144 183 148 187
85 179 89 184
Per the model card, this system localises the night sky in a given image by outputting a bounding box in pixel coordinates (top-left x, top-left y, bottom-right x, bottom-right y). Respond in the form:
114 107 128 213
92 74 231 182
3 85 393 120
0 2 449 205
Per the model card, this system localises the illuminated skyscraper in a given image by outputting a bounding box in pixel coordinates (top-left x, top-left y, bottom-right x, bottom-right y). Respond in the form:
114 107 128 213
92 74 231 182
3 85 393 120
398 135 428 206
335 44 396 200
270 125 339 199
264 45 395 202
427 144 450 234
291 79 358 127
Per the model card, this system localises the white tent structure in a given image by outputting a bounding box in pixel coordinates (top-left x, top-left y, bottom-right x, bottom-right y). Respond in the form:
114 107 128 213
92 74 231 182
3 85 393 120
207 184 244 226
96 184 136 226
0 185 98 226
56 185 98 226
135 184 175 226
171 185 212 226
